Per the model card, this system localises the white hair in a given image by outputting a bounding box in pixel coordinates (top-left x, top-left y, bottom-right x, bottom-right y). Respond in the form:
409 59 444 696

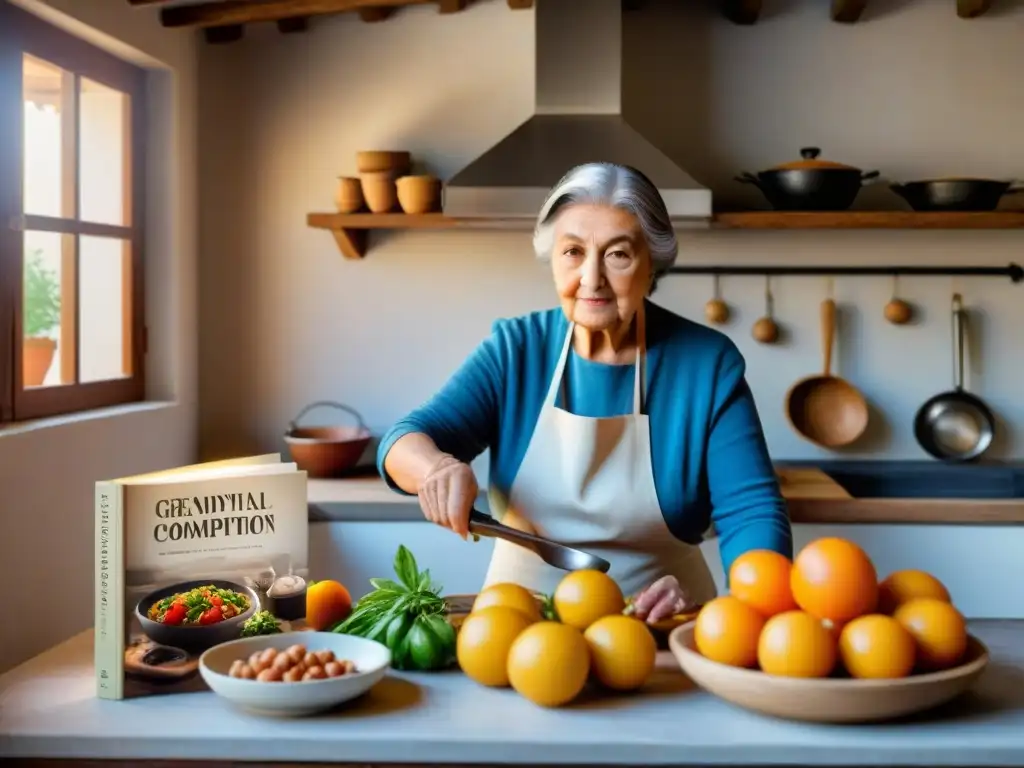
532 162 678 292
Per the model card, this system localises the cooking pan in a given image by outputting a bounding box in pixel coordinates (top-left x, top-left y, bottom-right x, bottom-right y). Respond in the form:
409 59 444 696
913 294 995 461
785 298 869 448
735 147 880 211
890 178 1024 212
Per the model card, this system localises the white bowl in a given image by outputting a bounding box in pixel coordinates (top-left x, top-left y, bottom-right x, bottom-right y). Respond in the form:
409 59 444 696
199 632 391 716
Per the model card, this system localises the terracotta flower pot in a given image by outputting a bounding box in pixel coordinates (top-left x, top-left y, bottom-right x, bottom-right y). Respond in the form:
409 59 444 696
23 336 56 387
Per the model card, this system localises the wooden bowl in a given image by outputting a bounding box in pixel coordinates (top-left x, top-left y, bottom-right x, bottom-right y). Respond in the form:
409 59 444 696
355 150 411 175
359 171 398 214
334 176 363 213
396 174 441 214
668 621 989 724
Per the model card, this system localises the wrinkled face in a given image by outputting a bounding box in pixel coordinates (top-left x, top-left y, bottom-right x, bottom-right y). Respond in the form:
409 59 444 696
550 204 652 333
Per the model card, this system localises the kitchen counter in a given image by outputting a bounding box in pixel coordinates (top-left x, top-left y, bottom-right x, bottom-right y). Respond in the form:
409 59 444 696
307 474 1024 524
2 621 1023 766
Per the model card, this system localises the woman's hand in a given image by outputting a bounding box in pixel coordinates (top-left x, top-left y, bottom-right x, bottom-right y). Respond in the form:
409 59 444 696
417 454 478 539
631 575 695 624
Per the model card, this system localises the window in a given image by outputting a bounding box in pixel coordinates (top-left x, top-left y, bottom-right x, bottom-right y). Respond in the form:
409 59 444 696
0 1 146 424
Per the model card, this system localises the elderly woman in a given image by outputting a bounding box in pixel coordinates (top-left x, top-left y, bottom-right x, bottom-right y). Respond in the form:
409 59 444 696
378 162 792 624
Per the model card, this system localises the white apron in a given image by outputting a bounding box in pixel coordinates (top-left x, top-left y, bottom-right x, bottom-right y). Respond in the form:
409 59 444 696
481 313 720 601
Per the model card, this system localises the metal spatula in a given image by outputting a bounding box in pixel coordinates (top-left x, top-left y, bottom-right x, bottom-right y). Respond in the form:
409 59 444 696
468 509 610 573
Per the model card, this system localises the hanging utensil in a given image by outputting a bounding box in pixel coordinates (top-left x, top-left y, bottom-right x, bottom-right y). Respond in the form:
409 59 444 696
468 510 610 573
752 275 780 344
884 275 913 325
912 294 995 461
785 297 869 448
704 274 731 325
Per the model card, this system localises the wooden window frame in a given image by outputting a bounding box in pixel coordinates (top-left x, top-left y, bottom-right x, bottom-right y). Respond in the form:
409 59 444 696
0 1 146 424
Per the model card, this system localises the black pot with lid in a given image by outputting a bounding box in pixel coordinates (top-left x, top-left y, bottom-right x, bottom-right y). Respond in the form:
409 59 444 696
735 147 881 211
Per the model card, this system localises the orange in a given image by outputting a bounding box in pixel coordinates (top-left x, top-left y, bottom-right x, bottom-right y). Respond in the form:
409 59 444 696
757 610 837 678
552 569 625 631
473 583 542 623
456 606 534 687
729 549 797 617
878 570 951 615
693 596 765 668
791 537 878 622
893 598 968 672
838 614 916 679
507 620 590 707
305 579 353 631
583 615 657 691
821 618 847 642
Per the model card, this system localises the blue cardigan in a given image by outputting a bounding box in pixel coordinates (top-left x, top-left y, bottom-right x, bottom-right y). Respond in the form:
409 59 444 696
377 300 793 578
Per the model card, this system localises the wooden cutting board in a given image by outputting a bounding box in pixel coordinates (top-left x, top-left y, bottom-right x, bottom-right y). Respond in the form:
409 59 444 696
776 467 852 500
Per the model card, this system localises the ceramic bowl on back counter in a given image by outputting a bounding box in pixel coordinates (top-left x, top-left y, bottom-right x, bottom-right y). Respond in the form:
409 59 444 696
135 579 260 654
199 632 392 716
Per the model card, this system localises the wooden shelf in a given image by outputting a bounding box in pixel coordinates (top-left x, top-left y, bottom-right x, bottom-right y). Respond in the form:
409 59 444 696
712 211 1024 230
307 211 1024 259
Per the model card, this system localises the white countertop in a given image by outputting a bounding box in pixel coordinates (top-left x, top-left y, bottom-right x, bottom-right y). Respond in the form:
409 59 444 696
1 621 1023 765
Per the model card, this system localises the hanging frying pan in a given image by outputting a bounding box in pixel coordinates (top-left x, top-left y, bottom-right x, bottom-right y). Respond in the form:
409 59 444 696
913 293 995 461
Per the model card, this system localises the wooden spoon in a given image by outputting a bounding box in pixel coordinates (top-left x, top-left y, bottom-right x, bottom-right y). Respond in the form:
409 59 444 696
884 275 913 325
785 298 869 448
704 275 731 325
752 276 780 344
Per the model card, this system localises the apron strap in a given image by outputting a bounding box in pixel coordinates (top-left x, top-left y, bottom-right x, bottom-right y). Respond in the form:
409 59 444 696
543 319 576 409
634 306 647 415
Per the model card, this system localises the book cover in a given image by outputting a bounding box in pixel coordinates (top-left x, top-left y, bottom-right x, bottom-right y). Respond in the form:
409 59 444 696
95 453 309 700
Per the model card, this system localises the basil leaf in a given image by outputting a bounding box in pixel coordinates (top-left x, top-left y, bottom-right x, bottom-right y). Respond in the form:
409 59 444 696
393 545 419 590
369 578 408 594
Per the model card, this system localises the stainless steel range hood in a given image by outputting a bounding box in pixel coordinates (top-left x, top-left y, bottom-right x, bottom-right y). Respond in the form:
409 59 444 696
442 0 712 222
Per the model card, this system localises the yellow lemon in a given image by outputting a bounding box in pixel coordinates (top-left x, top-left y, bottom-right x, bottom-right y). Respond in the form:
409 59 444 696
583 614 657 691
507 621 590 707
553 569 625 630
456 606 534 687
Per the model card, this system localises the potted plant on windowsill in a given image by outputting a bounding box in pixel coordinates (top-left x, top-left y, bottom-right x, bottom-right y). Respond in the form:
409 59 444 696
23 248 61 387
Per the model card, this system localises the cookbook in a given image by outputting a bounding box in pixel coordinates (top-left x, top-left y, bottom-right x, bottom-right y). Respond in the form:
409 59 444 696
95 453 309 700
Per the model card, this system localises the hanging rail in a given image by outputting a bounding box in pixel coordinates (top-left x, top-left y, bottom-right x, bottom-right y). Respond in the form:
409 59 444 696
666 263 1023 283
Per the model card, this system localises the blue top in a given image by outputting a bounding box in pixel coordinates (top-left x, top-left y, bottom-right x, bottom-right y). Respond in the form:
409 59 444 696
377 300 793 579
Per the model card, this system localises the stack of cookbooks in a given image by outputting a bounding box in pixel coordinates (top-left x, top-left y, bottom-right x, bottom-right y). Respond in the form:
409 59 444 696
95 453 308 700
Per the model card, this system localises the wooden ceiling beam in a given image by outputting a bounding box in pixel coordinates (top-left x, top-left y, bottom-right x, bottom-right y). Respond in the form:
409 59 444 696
831 0 868 22
957 0 993 17
358 7 395 22
160 0 436 29
277 17 309 33
721 0 761 25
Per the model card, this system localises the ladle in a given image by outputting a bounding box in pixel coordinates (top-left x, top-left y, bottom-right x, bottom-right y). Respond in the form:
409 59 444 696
468 510 610 573
752 275 780 344
884 275 913 325
704 274 730 325
785 297 869 448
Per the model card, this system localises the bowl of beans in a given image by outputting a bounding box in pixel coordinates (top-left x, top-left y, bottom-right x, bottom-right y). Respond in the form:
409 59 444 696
199 632 391 716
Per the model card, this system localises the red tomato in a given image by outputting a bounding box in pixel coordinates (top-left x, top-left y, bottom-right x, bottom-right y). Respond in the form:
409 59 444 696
199 606 223 625
162 603 186 625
